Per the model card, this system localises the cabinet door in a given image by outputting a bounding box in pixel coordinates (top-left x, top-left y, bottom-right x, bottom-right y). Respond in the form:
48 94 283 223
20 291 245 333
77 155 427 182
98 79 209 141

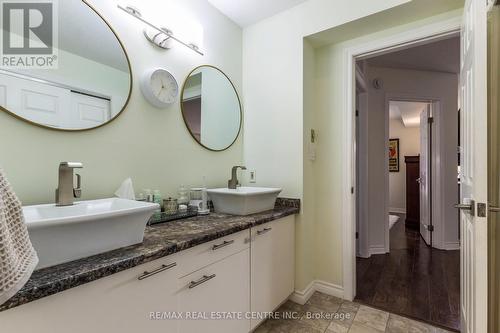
251 216 295 330
178 249 250 333
0 256 179 333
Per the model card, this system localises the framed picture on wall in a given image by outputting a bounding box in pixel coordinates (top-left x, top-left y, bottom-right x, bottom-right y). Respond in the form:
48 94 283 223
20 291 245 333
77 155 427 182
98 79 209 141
389 138 400 172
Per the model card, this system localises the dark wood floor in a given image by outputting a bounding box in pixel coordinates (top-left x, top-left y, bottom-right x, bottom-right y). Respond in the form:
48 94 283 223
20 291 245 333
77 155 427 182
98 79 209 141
355 216 460 331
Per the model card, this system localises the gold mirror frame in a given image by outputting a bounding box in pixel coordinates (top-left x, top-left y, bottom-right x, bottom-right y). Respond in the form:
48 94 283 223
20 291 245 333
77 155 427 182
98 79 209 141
180 65 242 152
0 0 133 132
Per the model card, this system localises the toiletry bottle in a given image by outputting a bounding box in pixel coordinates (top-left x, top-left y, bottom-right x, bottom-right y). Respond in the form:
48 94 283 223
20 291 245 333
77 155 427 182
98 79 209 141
153 190 162 212
144 189 153 203
178 185 189 206
198 188 210 215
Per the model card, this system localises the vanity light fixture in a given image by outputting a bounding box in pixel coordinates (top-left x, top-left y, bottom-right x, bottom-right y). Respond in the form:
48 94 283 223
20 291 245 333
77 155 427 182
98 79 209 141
117 5 204 56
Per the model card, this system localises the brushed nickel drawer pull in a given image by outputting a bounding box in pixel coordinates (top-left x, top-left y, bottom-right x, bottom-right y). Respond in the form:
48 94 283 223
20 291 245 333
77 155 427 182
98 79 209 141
138 262 177 280
212 240 235 251
189 274 216 289
257 227 272 236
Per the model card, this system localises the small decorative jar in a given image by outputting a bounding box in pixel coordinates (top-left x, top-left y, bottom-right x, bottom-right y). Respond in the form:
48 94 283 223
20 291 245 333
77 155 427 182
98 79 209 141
163 198 178 214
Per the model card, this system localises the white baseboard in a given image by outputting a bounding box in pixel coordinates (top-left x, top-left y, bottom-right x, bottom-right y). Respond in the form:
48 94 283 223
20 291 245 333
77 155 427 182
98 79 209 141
289 280 344 305
357 245 369 258
356 246 385 259
314 280 344 299
288 280 315 305
369 246 387 256
389 207 406 214
444 241 460 251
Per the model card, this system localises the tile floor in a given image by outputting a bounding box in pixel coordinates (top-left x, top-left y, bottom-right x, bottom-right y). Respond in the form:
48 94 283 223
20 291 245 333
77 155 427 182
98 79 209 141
254 292 455 333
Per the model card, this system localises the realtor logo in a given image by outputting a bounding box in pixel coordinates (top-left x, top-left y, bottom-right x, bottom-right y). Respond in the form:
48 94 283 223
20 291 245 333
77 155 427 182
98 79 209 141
0 0 58 68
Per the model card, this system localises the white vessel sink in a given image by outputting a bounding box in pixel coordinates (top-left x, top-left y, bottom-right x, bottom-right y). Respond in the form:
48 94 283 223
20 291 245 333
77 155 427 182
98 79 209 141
207 187 282 216
23 198 159 269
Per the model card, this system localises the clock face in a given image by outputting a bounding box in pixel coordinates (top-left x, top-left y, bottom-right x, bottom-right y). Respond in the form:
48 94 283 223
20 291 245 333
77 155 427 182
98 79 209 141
141 68 178 108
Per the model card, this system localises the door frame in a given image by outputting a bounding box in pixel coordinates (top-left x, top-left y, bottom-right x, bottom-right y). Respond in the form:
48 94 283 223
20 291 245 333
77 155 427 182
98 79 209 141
342 15 462 301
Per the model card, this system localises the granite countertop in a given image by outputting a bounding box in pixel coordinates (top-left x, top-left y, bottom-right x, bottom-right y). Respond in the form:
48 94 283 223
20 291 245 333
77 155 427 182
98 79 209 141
0 198 300 312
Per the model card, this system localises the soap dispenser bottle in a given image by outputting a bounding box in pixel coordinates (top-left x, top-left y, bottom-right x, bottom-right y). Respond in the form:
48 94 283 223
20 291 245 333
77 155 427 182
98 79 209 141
178 185 189 206
153 190 162 213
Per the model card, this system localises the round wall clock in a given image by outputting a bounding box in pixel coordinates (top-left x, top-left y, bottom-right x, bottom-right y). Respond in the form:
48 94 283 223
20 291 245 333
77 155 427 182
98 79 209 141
140 68 178 108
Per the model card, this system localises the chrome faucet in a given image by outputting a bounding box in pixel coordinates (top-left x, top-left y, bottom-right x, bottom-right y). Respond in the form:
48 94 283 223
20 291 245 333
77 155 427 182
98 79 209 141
55 162 83 206
228 166 246 189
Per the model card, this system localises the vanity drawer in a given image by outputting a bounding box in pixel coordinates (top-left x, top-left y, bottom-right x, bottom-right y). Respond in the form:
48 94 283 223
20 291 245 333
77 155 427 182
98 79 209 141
0 255 179 333
177 229 250 277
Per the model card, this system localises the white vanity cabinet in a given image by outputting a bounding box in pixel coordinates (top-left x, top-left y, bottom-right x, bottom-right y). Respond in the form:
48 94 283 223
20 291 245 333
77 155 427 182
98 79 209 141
250 215 295 330
178 248 251 333
0 255 180 333
0 216 296 333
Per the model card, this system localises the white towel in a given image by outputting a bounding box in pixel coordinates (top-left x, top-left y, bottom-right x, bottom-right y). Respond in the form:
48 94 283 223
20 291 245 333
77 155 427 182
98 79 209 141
0 169 38 305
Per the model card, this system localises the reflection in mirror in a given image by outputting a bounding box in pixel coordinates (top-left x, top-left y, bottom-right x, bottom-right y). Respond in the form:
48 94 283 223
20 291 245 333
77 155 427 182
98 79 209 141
0 0 131 131
181 66 241 151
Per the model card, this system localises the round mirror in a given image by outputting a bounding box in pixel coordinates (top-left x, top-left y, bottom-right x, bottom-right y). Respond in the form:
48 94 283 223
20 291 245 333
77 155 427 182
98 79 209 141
181 66 242 151
0 0 132 131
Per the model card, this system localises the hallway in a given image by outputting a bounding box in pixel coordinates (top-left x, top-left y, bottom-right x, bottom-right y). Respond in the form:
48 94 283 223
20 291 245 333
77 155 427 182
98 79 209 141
355 216 460 331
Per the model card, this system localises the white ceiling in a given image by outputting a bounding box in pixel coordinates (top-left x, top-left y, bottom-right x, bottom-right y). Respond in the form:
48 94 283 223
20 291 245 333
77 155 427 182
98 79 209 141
58 0 129 72
367 36 460 74
389 101 429 127
207 0 308 27
306 0 463 48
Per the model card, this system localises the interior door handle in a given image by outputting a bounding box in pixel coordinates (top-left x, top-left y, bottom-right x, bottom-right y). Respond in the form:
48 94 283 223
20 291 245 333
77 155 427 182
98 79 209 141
489 203 500 212
454 200 475 216
454 204 472 209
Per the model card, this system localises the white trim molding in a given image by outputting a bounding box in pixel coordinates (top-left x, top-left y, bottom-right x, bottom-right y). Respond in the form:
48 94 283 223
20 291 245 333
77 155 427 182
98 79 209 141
289 280 344 305
444 241 461 251
389 207 406 214
288 280 316 305
342 14 462 301
369 246 387 256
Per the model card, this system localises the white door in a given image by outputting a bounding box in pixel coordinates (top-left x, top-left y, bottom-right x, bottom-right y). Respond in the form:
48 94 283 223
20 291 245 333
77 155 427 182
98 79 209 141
487 5 500 332
419 105 430 245
0 73 71 128
250 216 295 330
68 92 111 129
178 249 250 333
459 0 488 332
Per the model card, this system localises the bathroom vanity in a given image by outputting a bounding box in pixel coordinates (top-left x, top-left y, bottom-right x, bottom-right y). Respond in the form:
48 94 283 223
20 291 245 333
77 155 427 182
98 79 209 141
0 201 299 333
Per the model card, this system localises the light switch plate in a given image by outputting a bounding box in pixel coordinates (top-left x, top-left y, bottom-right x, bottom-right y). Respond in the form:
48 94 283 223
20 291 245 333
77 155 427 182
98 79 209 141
309 143 316 161
249 170 256 183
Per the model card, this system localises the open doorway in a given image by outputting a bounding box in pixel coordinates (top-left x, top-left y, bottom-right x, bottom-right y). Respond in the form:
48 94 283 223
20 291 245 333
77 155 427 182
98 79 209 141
354 36 461 331
388 100 428 237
